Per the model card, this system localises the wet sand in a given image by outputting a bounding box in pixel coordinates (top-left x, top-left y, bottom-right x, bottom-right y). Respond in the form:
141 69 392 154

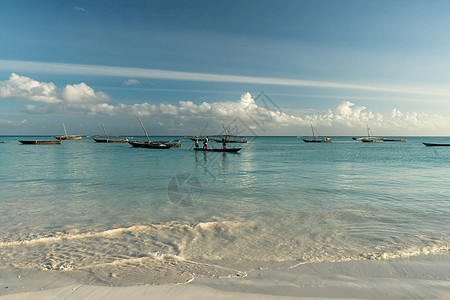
1 254 449 299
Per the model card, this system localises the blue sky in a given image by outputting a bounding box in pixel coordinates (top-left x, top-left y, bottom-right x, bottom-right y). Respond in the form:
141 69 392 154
1 0 450 136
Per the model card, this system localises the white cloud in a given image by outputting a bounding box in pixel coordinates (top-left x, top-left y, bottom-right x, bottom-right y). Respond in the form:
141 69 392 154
0 118 27 125
0 73 110 114
2 73 449 134
0 73 60 103
73 7 88 12
123 79 141 86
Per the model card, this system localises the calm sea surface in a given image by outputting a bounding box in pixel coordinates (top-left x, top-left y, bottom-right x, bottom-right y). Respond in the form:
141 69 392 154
0 136 449 285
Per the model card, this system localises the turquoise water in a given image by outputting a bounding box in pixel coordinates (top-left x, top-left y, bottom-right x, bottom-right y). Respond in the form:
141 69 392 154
0 136 449 285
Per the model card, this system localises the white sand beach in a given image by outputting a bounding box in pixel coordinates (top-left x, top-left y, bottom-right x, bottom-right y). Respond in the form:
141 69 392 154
1 254 449 299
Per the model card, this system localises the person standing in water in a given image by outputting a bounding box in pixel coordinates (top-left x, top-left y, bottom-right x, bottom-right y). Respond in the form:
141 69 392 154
203 136 208 149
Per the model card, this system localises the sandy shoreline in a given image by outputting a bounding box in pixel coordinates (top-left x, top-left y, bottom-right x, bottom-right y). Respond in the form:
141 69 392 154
1 254 449 299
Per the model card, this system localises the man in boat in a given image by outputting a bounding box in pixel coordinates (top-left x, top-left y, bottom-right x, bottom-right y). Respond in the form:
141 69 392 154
195 136 199 149
222 138 227 150
203 136 208 149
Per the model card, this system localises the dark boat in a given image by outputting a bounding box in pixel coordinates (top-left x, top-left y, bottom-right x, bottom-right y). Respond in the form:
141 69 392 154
19 140 62 144
129 116 173 149
382 138 407 142
423 142 450 147
92 123 130 143
93 138 129 143
194 147 241 153
299 125 332 143
128 141 172 149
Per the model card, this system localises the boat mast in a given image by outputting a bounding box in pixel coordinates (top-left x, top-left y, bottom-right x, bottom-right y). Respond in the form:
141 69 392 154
101 122 109 140
63 123 68 138
366 124 371 138
311 124 316 140
137 116 151 143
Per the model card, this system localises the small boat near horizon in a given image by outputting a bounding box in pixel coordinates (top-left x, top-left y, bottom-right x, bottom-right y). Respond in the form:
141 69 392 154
129 116 174 149
194 147 241 153
91 123 131 143
423 142 450 147
382 138 407 142
357 125 384 143
19 140 62 144
299 125 332 143
53 124 82 140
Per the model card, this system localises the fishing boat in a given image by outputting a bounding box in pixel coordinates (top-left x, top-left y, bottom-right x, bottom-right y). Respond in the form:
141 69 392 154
423 142 450 147
358 125 383 143
382 138 407 142
194 147 241 153
128 116 173 149
92 123 130 143
53 124 82 140
213 124 247 143
128 141 172 149
299 125 332 143
19 140 62 144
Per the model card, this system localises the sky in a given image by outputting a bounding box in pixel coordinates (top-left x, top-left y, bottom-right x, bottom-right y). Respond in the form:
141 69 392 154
1 0 450 136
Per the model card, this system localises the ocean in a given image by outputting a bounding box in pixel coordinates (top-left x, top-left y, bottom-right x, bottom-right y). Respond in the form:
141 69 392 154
0 136 449 286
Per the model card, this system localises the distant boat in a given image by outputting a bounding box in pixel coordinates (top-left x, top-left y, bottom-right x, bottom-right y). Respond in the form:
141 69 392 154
382 138 407 142
92 123 130 143
128 141 172 149
299 125 332 143
19 140 61 144
358 125 384 143
129 116 173 149
53 124 82 140
214 124 247 143
194 147 241 153
423 142 450 147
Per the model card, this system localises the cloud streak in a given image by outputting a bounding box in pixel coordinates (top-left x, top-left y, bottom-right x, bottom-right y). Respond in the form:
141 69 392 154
2 60 450 97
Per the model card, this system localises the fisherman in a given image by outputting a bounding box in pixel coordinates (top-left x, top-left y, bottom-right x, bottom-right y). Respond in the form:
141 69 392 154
222 138 227 150
195 136 199 149
203 136 208 149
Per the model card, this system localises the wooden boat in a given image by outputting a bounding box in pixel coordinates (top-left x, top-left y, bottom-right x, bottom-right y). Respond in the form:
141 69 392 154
19 140 61 144
299 125 332 143
194 147 241 153
93 137 129 143
92 123 130 143
128 141 172 149
129 116 173 149
358 125 383 143
382 138 407 142
54 124 82 140
423 142 450 147
213 124 247 143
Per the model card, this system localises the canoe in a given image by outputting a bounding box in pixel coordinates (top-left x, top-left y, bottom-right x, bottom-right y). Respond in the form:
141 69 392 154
93 138 129 143
194 147 241 153
423 142 450 147
19 140 62 144
128 141 172 149
302 139 332 143
382 138 407 142
54 135 82 140
361 138 383 143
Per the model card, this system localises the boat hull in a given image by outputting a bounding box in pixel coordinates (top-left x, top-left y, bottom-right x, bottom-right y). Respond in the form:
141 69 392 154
423 142 450 147
19 140 62 144
93 138 129 143
302 139 332 143
194 147 241 153
128 141 172 149
382 139 407 142
54 136 82 140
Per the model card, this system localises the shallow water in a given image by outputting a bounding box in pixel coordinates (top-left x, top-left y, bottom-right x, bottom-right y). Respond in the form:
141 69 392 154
0 136 449 285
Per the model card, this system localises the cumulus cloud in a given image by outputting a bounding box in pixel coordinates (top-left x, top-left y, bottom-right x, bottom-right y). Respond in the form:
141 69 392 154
2 73 449 134
0 73 60 103
0 73 110 114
